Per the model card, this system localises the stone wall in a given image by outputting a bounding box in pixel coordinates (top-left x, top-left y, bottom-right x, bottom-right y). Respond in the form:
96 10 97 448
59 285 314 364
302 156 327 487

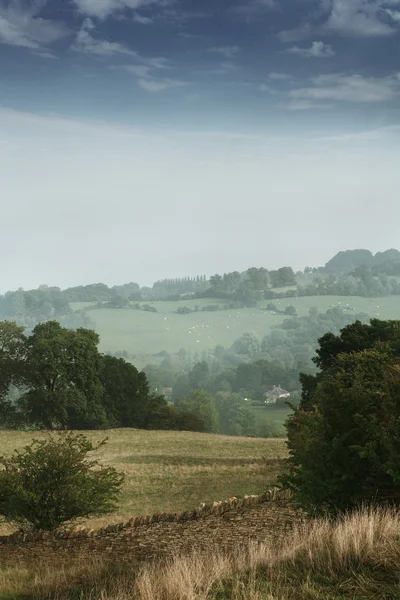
0 488 301 567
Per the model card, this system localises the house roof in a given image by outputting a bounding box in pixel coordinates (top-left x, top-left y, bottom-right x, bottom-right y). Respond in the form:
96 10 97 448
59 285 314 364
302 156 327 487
265 385 290 398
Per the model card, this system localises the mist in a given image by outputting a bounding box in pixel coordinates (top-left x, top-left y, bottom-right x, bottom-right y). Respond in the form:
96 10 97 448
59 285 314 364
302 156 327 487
1 107 399 292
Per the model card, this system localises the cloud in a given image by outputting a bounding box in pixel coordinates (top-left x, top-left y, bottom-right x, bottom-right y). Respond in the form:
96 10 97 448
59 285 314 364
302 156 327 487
287 41 335 58
72 0 171 20
260 83 278 93
290 73 400 104
202 61 237 75
279 0 398 41
137 77 186 92
132 12 153 23
234 0 277 20
0 0 70 49
33 50 59 58
71 18 136 55
208 45 240 59
286 99 333 110
268 72 291 80
117 54 186 92
325 0 396 37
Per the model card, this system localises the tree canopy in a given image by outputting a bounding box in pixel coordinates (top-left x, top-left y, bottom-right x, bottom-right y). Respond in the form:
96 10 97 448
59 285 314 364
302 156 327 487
282 319 400 515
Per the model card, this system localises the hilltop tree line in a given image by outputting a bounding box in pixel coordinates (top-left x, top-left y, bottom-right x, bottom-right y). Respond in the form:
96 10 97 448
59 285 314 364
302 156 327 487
1 249 400 330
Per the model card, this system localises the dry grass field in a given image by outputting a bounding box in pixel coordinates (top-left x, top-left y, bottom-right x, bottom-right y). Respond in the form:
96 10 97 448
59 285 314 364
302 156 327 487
2 506 400 600
0 429 287 534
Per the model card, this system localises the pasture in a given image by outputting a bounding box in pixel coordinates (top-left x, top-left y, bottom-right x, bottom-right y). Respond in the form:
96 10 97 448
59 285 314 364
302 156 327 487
72 295 400 368
0 429 287 534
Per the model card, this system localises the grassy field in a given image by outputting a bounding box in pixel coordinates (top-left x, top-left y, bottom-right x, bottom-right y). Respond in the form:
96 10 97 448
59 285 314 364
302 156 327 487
71 295 400 368
0 429 287 534
249 405 291 436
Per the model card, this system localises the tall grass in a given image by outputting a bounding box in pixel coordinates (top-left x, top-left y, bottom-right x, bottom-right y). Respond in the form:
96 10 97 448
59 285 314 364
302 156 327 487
3 506 399 599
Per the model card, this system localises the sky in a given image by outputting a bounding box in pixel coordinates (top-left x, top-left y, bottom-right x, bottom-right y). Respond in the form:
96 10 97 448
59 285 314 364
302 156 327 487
1 0 400 291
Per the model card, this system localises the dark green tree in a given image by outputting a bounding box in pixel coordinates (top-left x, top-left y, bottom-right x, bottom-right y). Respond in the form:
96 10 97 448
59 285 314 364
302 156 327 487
99 355 150 427
19 321 106 430
176 390 218 433
282 319 400 515
0 321 27 424
215 392 255 436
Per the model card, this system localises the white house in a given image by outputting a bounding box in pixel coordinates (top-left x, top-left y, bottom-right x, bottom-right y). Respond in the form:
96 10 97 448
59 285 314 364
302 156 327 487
264 385 291 405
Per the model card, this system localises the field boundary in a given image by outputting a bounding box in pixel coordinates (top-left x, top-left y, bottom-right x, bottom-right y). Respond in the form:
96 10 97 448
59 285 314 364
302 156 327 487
0 486 293 546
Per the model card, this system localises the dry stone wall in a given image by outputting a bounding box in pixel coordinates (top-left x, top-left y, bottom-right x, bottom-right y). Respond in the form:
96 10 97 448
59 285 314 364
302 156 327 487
0 488 302 567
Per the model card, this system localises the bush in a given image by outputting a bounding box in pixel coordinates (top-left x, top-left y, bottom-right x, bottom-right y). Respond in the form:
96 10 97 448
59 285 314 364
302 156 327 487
0 433 124 530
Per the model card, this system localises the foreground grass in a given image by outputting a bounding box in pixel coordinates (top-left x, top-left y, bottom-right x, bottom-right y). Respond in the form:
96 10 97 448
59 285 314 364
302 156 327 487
3 507 399 600
0 429 286 533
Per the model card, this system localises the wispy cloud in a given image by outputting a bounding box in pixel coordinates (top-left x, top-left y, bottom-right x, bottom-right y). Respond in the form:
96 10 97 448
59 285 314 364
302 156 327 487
137 77 186 92
208 45 240 59
279 0 398 42
0 0 69 49
290 73 400 104
234 0 277 21
33 50 59 59
117 56 186 93
260 83 278 93
287 41 335 58
286 99 333 110
71 18 136 55
202 61 237 75
325 0 396 37
269 72 291 80
132 12 153 24
72 0 173 20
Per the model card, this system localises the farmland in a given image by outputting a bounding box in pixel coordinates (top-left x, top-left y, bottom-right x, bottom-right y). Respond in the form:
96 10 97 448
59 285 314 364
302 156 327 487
72 295 400 368
0 429 287 534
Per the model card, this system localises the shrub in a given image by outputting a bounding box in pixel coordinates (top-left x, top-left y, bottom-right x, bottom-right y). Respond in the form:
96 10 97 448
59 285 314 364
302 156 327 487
0 433 124 530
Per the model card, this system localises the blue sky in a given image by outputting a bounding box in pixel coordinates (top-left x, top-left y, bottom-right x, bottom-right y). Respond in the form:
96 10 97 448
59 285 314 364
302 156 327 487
1 0 400 290
2 0 400 130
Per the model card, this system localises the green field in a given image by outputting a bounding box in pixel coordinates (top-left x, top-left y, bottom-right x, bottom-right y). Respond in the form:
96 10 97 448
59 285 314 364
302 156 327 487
72 295 400 368
249 405 291 435
0 429 287 534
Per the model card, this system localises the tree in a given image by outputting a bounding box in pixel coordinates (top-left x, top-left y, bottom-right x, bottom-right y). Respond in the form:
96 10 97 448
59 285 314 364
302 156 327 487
176 390 219 433
0 321 27 424
281 319 400 515
99 355 150 427
215 392 255 436
189 361 209 390
19 321 106 430
230 332 261 357
236 362 262 396
172 374 191 401
0 434 124 531
270 267 296 288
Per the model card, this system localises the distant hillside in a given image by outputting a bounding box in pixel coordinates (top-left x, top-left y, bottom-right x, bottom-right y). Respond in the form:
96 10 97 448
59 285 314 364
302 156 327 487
324 248 400 275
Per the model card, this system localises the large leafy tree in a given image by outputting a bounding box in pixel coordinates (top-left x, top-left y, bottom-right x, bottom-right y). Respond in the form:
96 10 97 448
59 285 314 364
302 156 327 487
0 321 27 424
215 392 255 436
100 355 151 427
176 390 219 433
282 319 400 515
19 321 106 429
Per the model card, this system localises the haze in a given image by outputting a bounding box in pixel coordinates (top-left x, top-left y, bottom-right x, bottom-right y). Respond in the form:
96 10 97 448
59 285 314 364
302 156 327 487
1 0 400 292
